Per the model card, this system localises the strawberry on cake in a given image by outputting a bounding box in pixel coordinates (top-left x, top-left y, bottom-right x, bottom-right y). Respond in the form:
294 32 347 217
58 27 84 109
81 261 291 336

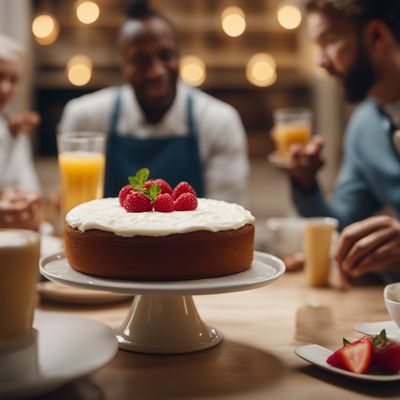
64 168 255 281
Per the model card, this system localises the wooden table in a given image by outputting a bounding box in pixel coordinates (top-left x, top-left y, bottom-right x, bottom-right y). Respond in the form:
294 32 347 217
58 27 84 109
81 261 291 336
37 272 400 400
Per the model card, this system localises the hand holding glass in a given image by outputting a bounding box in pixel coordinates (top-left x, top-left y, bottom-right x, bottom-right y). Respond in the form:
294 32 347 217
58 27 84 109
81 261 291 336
272 108 312 158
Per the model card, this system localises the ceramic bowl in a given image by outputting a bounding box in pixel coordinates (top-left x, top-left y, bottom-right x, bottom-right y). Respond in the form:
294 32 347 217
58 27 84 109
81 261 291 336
384 283 400 329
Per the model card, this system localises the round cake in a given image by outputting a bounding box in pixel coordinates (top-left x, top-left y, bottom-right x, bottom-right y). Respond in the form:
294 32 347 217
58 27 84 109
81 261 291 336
64 198 255 281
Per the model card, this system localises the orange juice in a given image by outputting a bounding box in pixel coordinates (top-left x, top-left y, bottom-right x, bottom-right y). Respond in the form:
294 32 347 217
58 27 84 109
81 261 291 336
59 151 105 217
273 124 311 157
304 218 338 286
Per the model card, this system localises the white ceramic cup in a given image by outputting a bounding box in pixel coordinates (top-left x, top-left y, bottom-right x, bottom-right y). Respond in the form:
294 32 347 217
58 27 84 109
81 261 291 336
265 217 306 257
384 283 400 329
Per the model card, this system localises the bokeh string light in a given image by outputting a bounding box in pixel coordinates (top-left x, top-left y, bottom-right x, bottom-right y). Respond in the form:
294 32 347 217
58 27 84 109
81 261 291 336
32 14 59 45
67 55 93 86
221 6 246 37
277 3 302 30
76 1 100 24
246 53 277 87
180 55 206 87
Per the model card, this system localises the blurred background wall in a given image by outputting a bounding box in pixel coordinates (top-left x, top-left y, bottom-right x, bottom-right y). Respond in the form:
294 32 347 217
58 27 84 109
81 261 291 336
0 0 349 220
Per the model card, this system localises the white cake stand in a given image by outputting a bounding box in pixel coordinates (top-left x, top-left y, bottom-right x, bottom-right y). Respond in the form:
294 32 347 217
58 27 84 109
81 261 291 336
40 251 285 354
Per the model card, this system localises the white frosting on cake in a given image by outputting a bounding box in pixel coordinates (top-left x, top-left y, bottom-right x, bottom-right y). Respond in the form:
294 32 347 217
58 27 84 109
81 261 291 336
66 198 255 237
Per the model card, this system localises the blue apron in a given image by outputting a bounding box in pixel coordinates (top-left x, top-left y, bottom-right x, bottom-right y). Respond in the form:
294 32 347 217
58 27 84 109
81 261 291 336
104 90 205 197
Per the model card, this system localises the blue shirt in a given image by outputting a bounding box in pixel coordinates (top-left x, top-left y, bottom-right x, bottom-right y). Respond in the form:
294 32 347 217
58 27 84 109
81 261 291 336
292 99 400 231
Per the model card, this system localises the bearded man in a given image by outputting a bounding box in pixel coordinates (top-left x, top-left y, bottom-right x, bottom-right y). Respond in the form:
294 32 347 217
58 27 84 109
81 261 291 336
288 1 400 281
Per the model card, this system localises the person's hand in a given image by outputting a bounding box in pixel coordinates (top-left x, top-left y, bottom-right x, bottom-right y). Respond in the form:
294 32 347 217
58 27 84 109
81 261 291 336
335 216 400 279
0 188 43 231
282 252 304 272
288 135 325 192
8 111 41 136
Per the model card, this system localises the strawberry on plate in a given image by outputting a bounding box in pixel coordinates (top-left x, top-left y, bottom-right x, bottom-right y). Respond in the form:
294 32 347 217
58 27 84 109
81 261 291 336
327 336 373 374
373 329 400 374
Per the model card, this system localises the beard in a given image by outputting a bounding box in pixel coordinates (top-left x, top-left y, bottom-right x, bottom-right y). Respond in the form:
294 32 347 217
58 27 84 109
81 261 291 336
342 42 377 102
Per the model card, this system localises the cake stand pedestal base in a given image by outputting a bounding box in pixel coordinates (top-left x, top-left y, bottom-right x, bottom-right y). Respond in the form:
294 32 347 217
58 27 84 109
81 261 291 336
40 251 285 355
115 294 221 354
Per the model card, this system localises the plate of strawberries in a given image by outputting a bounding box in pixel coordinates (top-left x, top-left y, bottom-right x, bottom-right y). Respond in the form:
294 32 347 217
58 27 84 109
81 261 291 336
295 329 400 381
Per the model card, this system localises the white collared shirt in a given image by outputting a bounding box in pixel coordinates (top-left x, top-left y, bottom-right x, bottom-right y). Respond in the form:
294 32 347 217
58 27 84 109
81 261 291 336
59 81 249 205
0 116 39 191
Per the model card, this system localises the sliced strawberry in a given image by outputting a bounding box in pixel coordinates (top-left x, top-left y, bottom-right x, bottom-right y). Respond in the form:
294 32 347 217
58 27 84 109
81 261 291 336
327 336 373 374
143 179 173 194
327 352 345 369
373 329 400 374
172 181 197 200
124 191 152 213
154 193 174 213
174 192 198 211
118 184 133 207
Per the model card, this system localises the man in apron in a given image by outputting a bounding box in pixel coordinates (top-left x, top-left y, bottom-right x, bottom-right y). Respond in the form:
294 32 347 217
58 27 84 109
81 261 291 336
59 1 249 205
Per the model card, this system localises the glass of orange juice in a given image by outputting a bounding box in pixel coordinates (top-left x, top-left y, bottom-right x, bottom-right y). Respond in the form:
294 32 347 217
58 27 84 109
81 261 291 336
303 217 338 287
272 108 312 158
57 133 106 220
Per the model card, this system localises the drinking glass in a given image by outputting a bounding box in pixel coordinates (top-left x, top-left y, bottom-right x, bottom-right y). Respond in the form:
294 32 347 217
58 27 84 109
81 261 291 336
303 217 338 287
272 108 312 158
57 133 106 220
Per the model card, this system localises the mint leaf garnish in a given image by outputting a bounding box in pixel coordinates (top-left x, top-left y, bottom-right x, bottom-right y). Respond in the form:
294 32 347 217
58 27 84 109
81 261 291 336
146 183 161 201
128 168 150 190
343 338 351 346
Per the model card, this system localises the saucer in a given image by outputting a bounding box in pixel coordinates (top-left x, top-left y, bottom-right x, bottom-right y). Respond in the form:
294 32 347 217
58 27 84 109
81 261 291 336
0 311 118 399
354 320 400 340
296 344 400 381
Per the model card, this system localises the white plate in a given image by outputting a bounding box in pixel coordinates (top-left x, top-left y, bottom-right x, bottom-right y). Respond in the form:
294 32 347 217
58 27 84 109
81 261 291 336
354 320 400 340
0 311 118 399
37 281 133 305
40 235 63 258
296 344 400 382
40 251 286 296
